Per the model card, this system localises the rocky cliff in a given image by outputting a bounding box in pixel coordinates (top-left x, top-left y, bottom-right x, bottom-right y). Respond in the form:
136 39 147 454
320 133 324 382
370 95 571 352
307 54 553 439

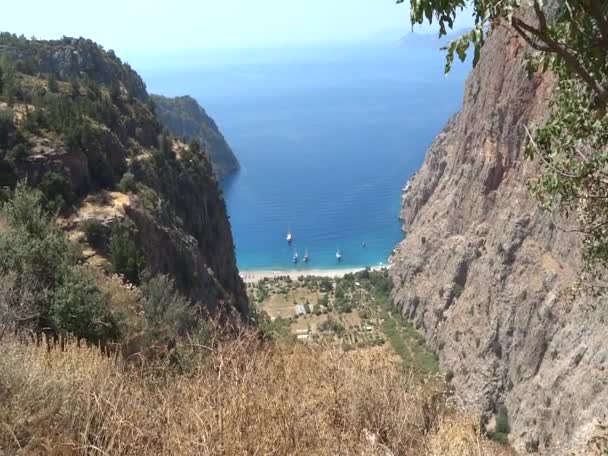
390 22 608 454
0 33 247 318
151 95 239 180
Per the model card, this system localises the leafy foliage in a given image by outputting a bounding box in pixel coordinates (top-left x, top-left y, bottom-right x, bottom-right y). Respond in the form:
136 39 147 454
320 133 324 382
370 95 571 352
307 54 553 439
117 171 137 193
151 94 238 178
141 274 196 340
0 183 116 340
80 218 107 248
51 268 118 342
110 217 144 285
527 72 608 270
0 33 162 199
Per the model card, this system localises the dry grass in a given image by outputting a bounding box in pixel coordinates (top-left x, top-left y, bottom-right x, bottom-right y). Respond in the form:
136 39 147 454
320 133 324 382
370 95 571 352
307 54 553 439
76 191 131 220
0 332 514 456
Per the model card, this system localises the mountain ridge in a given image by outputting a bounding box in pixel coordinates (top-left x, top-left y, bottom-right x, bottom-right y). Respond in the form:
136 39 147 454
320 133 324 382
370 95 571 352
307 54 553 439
0 32 247 319
151 94 239 180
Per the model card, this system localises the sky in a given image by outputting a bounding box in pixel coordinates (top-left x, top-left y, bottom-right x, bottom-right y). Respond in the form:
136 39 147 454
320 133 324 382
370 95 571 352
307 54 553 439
0 1 473 55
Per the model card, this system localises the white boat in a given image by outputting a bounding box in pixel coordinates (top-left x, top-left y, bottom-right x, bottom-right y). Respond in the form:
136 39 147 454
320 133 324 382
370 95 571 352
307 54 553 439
303 250 309 263
336 249 342 262
293 252 299 263
286 228 293 244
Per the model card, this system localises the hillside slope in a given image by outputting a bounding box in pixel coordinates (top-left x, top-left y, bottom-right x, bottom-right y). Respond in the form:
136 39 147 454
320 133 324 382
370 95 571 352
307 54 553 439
151 95 239 180
390 21 608 454
0 34 247 317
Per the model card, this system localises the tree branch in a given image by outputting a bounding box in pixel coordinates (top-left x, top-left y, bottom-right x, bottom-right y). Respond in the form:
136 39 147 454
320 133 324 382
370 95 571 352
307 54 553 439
510 20 553 52
587 0 608 44
524 125 582 179
511 10 608 111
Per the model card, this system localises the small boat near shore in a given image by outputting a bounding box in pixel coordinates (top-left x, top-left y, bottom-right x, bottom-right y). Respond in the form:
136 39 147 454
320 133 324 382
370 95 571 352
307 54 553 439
286 228 293 244
293 251 299 263
303 250 309 263
336 249 342 262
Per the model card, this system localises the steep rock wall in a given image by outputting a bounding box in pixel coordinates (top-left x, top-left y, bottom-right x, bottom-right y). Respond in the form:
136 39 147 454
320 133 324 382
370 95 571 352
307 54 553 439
390 22 608 454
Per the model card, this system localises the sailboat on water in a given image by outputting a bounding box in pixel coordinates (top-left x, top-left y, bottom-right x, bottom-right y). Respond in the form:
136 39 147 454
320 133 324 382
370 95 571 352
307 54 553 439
303 250 309 263
286 227 293 244
293 251 299 264
336 248 342 262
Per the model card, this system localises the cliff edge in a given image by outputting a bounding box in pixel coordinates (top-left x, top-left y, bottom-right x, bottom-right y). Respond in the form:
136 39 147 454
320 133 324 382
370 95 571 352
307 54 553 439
390 22 608 454
151 95 239 180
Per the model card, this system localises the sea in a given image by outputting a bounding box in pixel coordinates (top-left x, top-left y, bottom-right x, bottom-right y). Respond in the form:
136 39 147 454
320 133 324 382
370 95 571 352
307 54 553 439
130 41 469 271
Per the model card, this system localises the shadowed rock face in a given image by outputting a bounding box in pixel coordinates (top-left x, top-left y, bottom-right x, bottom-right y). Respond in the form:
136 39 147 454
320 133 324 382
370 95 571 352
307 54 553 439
151 95 240 180
129 153 248 317
390 21 608 454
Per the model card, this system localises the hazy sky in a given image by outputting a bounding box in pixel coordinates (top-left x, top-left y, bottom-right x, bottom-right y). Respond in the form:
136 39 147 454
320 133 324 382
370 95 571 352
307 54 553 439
1 1 473 54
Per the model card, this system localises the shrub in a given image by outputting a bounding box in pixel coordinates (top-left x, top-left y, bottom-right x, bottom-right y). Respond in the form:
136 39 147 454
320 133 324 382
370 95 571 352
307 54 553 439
141 274 195 340
319 317 345 336
6 143 27 163
0 108 15 145
80 218 106 248
445 369 455 383
0 160 17 189
110 217 144 284
51 268 118 342
495 405 510 435
0 183 72 309
489 405 510 445
117 171 137 193
0 182 115 343
39 171 74 211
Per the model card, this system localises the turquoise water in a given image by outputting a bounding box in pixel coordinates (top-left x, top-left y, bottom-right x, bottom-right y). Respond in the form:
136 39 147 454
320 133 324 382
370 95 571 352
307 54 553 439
132 44 468 271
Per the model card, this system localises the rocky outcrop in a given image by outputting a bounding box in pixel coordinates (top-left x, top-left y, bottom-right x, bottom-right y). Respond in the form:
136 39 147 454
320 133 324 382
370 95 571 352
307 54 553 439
151 95 239 180
390 21 608 454
0 35 148 100
129 153 247 317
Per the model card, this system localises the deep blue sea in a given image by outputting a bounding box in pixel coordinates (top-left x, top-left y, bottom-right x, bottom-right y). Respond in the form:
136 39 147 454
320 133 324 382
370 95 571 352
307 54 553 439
131 43 469 271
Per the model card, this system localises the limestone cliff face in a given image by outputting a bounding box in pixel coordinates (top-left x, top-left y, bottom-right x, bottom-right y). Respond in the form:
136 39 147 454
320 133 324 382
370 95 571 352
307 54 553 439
390 23 608 454
128 153 247 317
151 95 240 180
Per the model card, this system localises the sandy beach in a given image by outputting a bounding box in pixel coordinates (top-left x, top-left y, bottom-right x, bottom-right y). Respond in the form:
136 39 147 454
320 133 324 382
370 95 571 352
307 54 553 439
240 265 390 283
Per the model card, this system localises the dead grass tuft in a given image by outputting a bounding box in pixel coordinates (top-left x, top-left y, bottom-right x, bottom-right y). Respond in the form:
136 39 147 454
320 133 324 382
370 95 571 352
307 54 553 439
0 331 513 455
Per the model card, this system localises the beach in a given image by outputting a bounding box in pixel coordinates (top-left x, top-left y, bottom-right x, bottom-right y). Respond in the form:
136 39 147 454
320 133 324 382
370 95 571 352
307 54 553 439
240 266 390 283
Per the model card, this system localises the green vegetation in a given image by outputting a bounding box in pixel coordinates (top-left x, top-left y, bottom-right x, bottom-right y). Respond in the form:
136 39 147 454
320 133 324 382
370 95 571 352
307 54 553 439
50 267 118 342
400 0 608 272
253 309 294 341
249 269 439 375
319 316 346 336
0 35 241 356
80 217 106 248
0 183 116 341
0 182 215 355
141 274 195 340
489 405 511 445
151 94 239 178
117 171 137 193
0 33 161 203
110 217 145 285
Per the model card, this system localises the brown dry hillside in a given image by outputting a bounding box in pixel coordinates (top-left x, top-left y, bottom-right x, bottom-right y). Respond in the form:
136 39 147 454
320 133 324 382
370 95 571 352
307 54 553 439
0 330 516 456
